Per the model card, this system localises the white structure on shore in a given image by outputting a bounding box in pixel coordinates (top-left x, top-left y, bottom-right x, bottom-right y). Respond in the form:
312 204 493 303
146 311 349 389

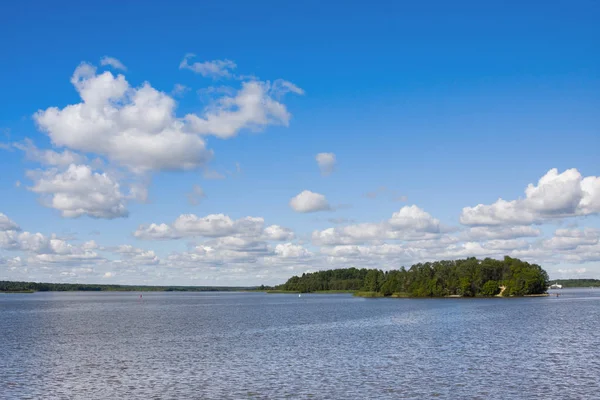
549 283 563 289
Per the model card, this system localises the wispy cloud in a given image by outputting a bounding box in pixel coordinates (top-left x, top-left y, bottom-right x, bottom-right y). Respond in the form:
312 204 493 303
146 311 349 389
179 54 236 79
100 56 127 71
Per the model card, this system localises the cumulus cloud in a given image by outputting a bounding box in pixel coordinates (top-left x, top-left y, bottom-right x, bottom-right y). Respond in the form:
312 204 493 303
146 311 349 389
134 213 292 241
556 268 588 275
461 168 600 226
389 205 441 233
465 226 541 241
0 229 104 265
290 190 330 213
179 54 237 79
274 243 311 258
172 214 263 238
543 228 600 251
263 225 295 241
1 213 315 285
316 153 336 176
112 244 160 265
23 58 302 231
26 164 138 219
0 213 19 231
13 139 85 166
185 80 301 139
100 56 127 71
312 206 446 246
133 223 179 240
34 63 212 173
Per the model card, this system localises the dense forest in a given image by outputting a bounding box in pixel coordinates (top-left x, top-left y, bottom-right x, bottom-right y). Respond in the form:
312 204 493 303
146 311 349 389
277 256 549 297
551 279 600 288
0 281 253 293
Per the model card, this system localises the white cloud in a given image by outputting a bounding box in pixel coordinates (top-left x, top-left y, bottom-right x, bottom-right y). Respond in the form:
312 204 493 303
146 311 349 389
312 223 386 246
187 184 206 206
100 56 127 71
274 243 311 258
133 223 179 240
0 213 19 231
0 231 43 252
171 83 189 96
543 228 600 251
32 60 301 175
312 206 445 246
205 236 269 253
461 168 600 226
34 63 211 173
83 240 99 250
179 54 237 79
185 80 301 139
556 268 588 275
0 229 104 266
290 190 330 213
316 152 336 176
389 205 440 233
173 214 264 238
263 225 295 241
26 164 138 219
270 79 305 96
465 226 541 240
112 245 160 265
13 139 85 166
134 213 270 240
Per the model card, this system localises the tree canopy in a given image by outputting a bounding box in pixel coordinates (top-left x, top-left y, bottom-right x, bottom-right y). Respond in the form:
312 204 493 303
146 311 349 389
277 256 549 297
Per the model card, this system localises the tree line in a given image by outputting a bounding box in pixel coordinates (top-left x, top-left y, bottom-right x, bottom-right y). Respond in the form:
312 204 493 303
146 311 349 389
551 279 600 288
277 256 549 297
0 281 251 293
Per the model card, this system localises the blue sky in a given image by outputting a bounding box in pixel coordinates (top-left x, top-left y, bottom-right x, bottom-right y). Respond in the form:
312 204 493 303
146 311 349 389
1 0 599 285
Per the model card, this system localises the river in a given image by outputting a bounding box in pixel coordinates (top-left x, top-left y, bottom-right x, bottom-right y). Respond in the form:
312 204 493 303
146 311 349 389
1 288 599 399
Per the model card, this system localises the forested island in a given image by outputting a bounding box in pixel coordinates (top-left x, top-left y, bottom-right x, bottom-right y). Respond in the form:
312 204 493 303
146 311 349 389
276 256 549 297
0 281 252 293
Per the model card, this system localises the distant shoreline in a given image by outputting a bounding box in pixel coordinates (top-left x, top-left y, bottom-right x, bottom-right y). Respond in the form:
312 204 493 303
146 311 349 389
2 278 598 295
0 280 257 294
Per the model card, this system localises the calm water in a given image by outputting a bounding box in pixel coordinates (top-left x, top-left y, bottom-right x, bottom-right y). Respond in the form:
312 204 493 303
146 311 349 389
1 289 599 399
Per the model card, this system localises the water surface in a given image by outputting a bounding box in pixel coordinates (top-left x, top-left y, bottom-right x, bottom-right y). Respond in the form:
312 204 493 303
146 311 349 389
1 289 599 399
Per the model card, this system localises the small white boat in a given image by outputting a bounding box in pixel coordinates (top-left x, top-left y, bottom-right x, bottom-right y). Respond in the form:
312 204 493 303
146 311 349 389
549 283 563 289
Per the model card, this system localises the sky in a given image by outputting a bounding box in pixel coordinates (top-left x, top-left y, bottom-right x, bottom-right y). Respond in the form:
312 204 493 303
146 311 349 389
0 0 599 286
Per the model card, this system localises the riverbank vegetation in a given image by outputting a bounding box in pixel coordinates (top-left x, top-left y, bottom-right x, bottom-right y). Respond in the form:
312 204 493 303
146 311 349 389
0 281 252 293
550 279 600 288
276 256 549 297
